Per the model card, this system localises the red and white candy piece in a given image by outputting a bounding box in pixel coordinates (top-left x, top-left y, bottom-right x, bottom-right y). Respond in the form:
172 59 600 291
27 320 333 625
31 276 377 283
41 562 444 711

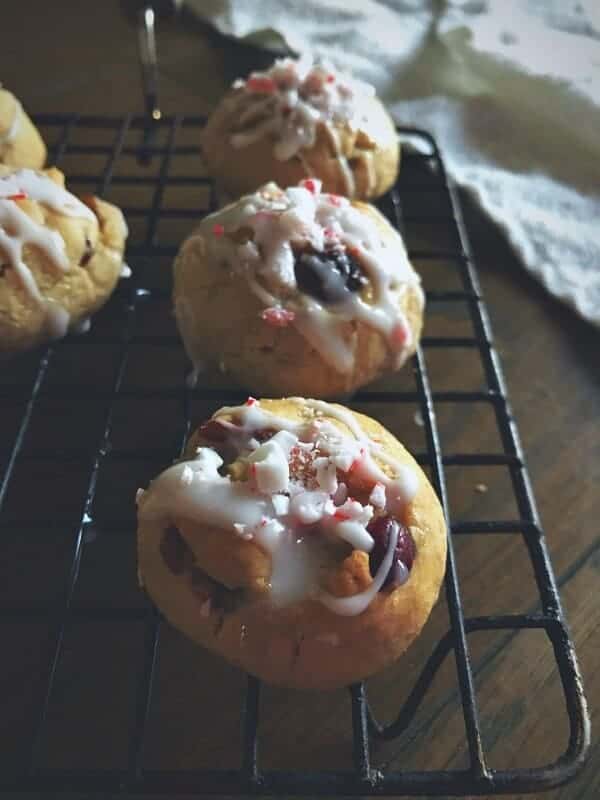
1 192 28 201
261 307 296 327
246 76 277 94
369 482 386 509
299 178 321 195
391 322 410 348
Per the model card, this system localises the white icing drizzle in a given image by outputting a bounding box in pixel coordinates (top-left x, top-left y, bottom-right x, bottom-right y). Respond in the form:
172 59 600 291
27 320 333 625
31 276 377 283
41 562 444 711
0 93 21 146
0 170 95 221
324 125 356 198
319 522 399 616
0 199 69 302
191 180 423 377
138 399 419 616
230 56 375 165
0 169 121 340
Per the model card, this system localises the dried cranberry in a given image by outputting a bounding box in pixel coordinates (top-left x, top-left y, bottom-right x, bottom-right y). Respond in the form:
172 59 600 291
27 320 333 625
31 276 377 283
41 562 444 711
367 515 416 588
197 419 230 442
294 246 367 304
160 526 192 576
79 236 94 267
197 419 227 442
253 427 279 443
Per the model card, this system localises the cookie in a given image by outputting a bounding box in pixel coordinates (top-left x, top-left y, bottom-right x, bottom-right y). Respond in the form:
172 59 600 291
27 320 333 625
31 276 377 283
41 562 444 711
201 57 399 200
0 166 129 355
173 179 423 397
0 87 46 169
137 397 447 690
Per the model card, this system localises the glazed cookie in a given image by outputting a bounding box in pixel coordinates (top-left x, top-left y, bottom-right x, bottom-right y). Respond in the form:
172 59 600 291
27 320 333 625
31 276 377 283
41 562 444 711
137 397 446 690
201 56 399 200
174 179 423 397
0 166 129 355
0 87 46 169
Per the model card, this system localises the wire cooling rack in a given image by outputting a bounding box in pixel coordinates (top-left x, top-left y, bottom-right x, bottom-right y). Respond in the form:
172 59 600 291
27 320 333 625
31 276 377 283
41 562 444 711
0 114 590 796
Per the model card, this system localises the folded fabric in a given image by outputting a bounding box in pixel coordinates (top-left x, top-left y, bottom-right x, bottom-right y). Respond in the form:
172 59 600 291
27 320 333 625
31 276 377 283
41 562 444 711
185 0 600 326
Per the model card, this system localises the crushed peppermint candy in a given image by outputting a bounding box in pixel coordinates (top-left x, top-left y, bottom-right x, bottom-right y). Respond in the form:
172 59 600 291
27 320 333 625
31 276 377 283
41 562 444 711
300 178 319 194
246 76 277 94
391 323 409 347
334 498 373 526
261 307 296 327
288 444 318 486
3 192 28 201
369 482 386 509
230 56 376 164
289 490 335 525
141 399 419 616
272 494 290 516
314 456 338 494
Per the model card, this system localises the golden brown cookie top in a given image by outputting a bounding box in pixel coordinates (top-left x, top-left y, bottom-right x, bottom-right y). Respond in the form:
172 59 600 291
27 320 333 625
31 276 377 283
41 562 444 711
175 180 423 381
137 397 425 617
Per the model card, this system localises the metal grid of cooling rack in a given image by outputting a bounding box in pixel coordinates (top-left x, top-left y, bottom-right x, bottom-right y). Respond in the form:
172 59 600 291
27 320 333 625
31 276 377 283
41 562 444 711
0 114 590 796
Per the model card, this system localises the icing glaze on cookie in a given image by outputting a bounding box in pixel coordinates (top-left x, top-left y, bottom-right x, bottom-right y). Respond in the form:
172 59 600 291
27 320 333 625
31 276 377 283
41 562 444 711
0 169 97 337
184 180 423 377
229 57 377 196
137 398 418 616
1 170 96 221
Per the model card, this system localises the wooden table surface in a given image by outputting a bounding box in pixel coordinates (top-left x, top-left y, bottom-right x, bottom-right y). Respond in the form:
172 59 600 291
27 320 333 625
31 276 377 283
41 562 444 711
1 3 598 799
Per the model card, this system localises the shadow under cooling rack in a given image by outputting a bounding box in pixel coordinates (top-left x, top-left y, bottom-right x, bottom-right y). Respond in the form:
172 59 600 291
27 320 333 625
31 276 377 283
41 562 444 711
0 114 590 797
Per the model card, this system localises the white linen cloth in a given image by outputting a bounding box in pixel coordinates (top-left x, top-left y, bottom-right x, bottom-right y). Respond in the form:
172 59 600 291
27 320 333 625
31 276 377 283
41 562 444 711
185 0 600 325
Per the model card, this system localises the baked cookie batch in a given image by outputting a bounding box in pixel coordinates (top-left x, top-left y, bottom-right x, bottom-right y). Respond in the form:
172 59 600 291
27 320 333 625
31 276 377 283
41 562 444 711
4 62 447 689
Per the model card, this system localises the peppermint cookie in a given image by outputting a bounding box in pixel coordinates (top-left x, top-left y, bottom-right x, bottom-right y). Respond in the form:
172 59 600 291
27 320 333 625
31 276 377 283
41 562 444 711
201 57 399 200
0 87 46 169
173 180 423 397
137 398 446 690
0 167 129 355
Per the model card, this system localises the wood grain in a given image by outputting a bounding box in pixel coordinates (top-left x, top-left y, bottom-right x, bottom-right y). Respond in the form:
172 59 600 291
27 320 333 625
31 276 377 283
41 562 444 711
0 2 597 798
